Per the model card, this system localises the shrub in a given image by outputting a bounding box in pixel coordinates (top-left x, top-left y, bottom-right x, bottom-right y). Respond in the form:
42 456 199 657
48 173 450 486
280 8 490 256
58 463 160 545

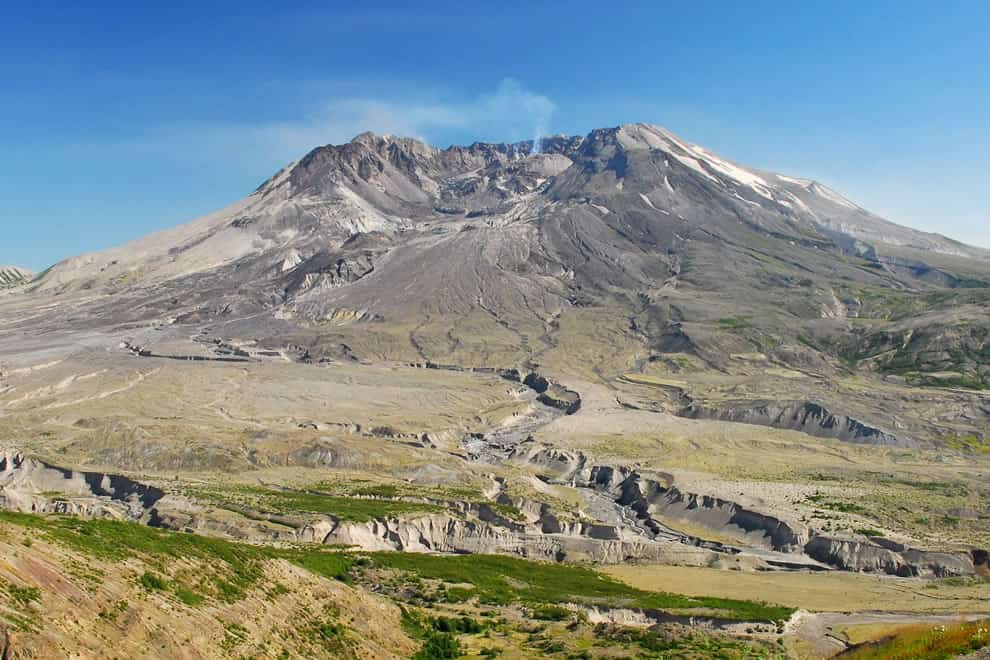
138 572 167 591
413 632 461 659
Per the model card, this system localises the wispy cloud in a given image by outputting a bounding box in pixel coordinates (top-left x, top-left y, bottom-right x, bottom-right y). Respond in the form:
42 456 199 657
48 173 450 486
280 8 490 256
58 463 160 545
68 78 557 172
248 77 556 157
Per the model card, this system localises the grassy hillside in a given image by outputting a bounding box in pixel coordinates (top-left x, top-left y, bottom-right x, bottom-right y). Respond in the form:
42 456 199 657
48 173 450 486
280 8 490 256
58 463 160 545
0 511 792 658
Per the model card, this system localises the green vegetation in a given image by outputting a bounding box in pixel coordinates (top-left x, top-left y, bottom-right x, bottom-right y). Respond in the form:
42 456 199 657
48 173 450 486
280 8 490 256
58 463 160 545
0 576 42 632
871 341 989 391
805 495 869 515
803 470 971 499
97 600 129 622
316 480 484 502
593 623 783 658
489 502 525 521
911 372 988 391
431 615 485 634
221 622 250 652
319 480 529 520
300 613 350 654
854 528 884 537
138 571 167 591
798 469 988 547
191 480 537 530
0 509 351 607
797 286 990 390
937 576 987 588
530 604 574 621
718 316 752 331
288 549 355 583
400 606 432 638
841 619 990 659
371 552 794 622
1 579 40 607
441 586 475 603
412 631 461 659
399 607 478 659
174 586 205 606
945 433 990 456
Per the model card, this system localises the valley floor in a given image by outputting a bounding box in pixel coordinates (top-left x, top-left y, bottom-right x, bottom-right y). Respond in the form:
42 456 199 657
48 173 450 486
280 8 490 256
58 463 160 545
0 327 987 658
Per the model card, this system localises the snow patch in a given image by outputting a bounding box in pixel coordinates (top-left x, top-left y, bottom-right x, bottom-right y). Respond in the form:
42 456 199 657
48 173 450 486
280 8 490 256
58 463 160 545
811 183 858 209
617 125 718 182
775 174 812 186
281 250 303 272
732 192 762 208
690 145 768 188
784 191 813 214
667 150 719 182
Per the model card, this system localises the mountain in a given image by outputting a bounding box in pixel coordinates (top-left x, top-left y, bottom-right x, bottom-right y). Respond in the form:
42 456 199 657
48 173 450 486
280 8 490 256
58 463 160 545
0 266 32 289
22 124 990 393
38 124 990 297
2 124 989 657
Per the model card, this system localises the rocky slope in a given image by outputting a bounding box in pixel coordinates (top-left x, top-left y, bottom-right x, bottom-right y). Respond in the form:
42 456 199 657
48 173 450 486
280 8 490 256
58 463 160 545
0 266 32 289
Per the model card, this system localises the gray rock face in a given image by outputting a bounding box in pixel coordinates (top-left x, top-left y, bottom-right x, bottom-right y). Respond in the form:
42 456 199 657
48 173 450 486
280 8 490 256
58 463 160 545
803 536 977 578
507 445 986 576
590 465 809 553
313 514 717 565
0 448 164 519
510 446 810 553
679 400 911 448
644 486 810 552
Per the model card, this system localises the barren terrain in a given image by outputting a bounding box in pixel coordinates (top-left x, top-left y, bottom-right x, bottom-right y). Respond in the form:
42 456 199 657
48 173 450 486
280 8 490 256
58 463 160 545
1 125 988 657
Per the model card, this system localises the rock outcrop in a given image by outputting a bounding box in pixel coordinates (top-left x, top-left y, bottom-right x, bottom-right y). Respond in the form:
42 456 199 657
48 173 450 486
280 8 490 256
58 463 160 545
0 449 164 519
508 443 983 576
679 400 912 448
804 536 977 578
311 514 720 565
1 447 982 578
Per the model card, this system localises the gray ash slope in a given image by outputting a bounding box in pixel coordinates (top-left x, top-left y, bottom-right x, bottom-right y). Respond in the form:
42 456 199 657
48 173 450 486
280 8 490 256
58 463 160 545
16 124 990 403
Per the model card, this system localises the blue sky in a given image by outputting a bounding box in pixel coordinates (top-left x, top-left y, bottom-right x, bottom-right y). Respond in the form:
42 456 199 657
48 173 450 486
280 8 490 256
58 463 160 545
2 1 988 270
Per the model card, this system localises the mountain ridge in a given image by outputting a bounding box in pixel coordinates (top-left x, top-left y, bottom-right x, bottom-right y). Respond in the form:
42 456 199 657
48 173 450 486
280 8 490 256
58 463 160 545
32 123 988 298
6 122 989 400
